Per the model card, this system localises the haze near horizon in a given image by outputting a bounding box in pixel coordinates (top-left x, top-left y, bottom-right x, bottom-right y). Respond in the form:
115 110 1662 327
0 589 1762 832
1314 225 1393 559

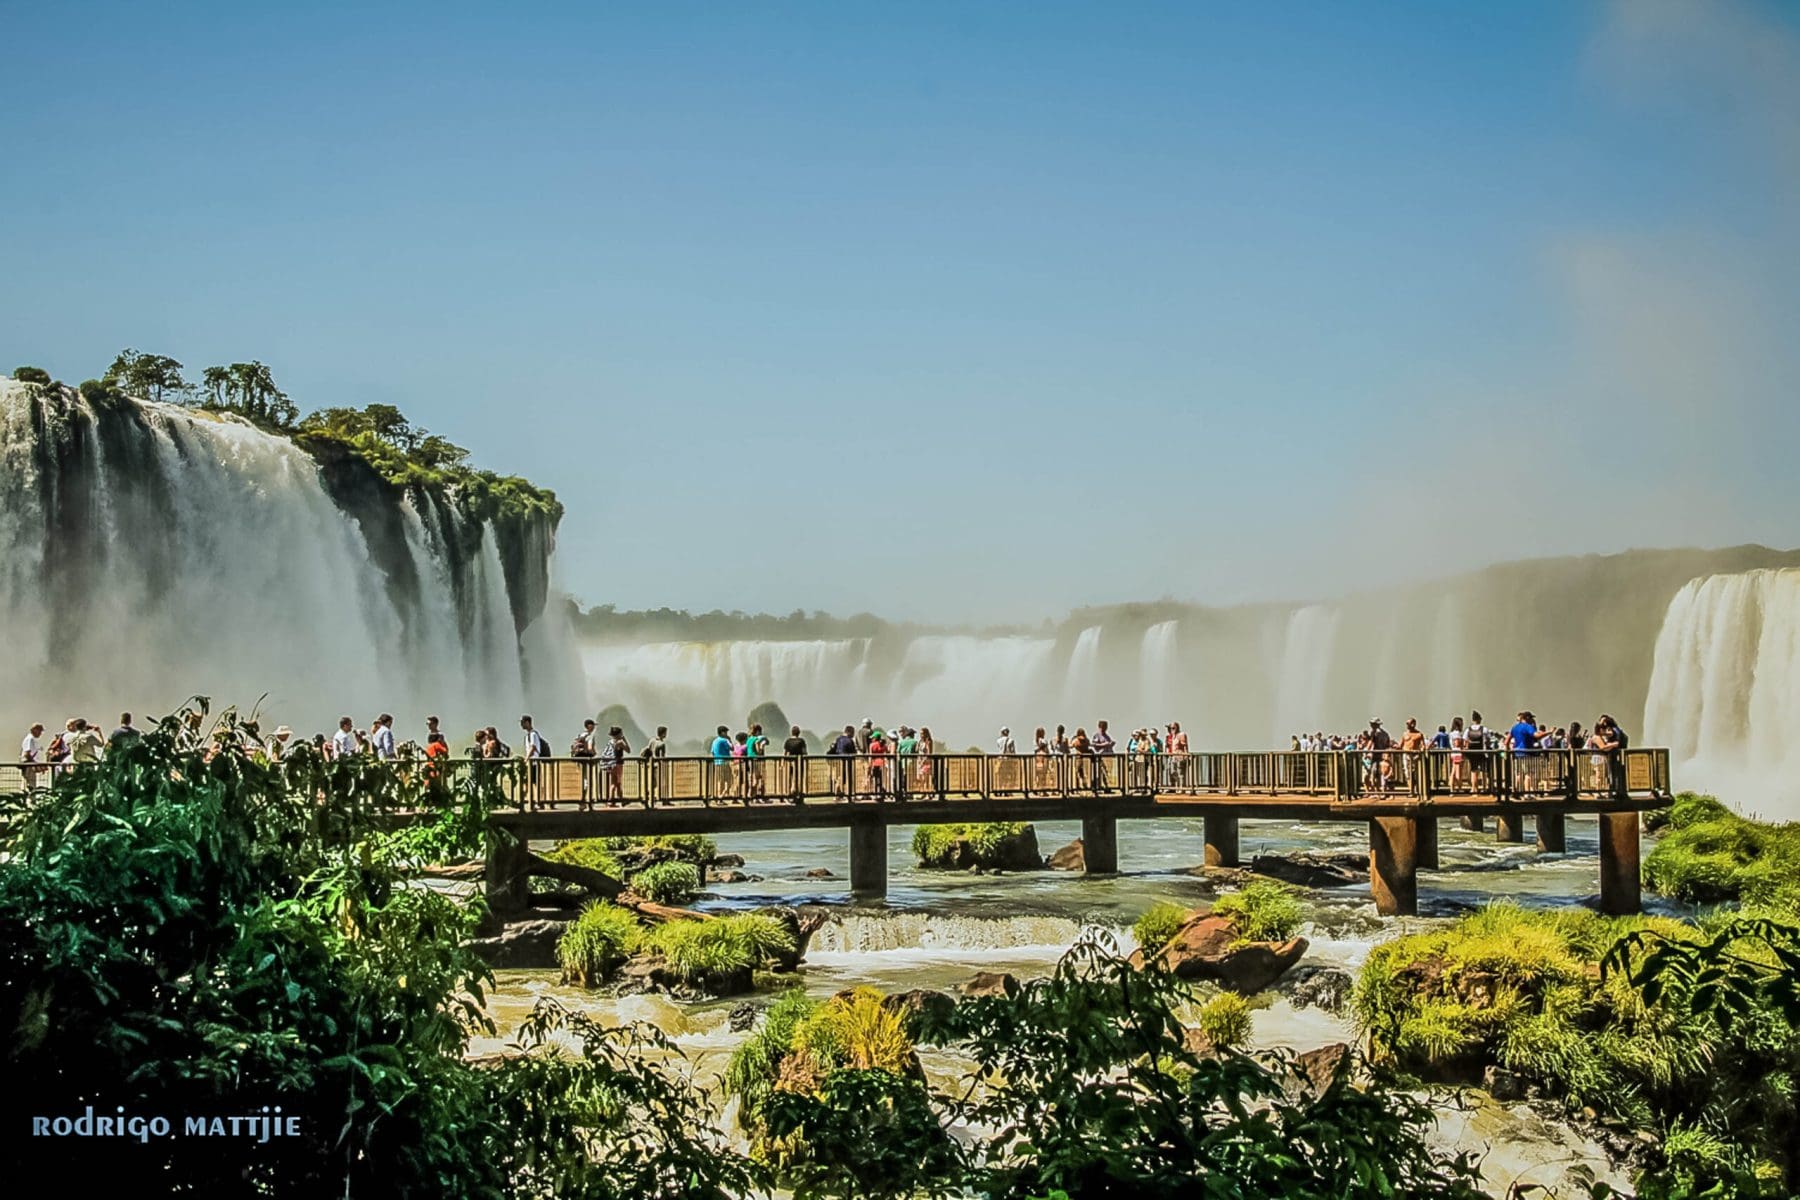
4 0 1797 623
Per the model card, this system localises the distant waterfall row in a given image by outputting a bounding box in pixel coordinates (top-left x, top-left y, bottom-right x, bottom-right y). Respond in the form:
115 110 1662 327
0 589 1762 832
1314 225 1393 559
0 379 577 736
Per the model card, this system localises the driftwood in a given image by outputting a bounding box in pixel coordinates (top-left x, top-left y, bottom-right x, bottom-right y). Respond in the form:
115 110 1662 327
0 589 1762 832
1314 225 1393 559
521 853 710 923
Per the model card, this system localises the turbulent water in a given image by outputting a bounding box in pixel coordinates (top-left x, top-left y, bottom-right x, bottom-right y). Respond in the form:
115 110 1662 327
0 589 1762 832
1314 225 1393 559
0 379 578 737
1645 568 1800 819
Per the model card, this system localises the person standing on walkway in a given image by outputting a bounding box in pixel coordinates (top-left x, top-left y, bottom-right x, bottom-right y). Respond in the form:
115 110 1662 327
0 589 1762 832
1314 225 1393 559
783 724 808 803
829 725 856 802
1447 716 1468 793
605 725 630 806
70 718 104 764
1510 711 1539 796
1091 720 1115 792
1167 721 1189 789
747 723 770 802
916 726 938 799
331 716 358 761
896 726 916 800
1466 711 1489 793
996 726 1017 755
1592 715 1630 799
867 727 890 801
1399 718 1426 791
20 722 44 789
371 713 397 760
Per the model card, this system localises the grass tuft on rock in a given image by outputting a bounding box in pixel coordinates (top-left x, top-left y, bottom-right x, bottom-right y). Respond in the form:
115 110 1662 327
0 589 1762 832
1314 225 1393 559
647 914 795 986
556 901 643 987
630 861 701 904
602 834 717 864
543 837 623 879
1195 991 1253 1051
911 822 1035 869
1642 795 1800 916
1213 879 1305 942
1132 902 1192 956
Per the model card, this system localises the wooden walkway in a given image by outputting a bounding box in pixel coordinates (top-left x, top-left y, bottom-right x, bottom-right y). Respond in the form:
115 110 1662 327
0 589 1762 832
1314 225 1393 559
478 747 1670 917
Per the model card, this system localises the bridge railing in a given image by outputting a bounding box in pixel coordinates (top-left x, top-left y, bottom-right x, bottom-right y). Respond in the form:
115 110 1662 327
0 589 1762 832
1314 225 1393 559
0 746 1672 812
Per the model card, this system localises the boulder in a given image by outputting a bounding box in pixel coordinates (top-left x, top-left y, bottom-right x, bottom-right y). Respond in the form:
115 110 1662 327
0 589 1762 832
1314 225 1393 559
708 869 751 884
749 904 829 970
728 1001 758 1033
1296 1042 1351 1093
918 825 1045 871
960 971 1019 999
465 917 570 969
1484 1065 1529 1101
1158 913 1308 994
1283 965 1354 1013
712 853 746 869
1047 839 1085 871
805 867 836 879
1251 852 1369 889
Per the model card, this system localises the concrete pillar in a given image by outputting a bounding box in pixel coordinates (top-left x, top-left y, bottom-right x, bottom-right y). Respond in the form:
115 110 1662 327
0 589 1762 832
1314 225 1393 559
1495 814 1524 843
1599 812 1641 915
484 828 531 913
1460 815 1483 832
1416 815 1439 870
849 817 888 899
1204 814 1240 868
1081 815 1119 875
1369 816 1418 917
1536 813 1567 854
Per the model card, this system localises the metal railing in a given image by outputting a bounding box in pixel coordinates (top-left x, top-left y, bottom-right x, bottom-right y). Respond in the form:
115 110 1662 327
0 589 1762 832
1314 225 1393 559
0 746 1672 812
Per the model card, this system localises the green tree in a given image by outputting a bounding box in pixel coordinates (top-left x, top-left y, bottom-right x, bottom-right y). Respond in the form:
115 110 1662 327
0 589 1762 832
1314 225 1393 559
103 347 190 402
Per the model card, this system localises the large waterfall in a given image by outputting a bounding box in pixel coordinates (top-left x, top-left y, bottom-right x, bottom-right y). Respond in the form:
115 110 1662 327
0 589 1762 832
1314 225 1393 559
580 547 1800 766
0 379 577 739
1645 569 1800 819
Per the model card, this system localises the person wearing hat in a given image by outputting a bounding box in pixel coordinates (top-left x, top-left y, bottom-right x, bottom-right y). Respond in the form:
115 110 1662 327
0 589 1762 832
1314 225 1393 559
268 725 293 763
996 726 1017 755
1510 710 1540 795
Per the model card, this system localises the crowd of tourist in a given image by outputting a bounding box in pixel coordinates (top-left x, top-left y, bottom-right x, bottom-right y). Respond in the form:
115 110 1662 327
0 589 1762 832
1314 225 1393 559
16 705 1634 803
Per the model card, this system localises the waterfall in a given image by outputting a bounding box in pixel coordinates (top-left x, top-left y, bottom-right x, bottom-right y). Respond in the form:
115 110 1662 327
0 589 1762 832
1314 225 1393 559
0 380 571 739
1645 569 1800 818
1270 605 1340 743
1138 620 1180 715
807 911 1100 957
1060 626 1103 716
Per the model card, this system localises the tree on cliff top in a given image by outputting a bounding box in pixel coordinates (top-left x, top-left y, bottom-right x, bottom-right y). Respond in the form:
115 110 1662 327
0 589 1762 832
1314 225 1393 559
104 348 190 403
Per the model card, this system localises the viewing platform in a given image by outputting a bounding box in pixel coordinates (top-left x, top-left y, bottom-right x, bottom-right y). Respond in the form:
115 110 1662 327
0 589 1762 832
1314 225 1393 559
470 746 1671 917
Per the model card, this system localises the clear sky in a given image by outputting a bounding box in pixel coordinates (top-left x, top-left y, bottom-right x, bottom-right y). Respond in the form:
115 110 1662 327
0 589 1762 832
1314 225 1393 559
4 0 1796 623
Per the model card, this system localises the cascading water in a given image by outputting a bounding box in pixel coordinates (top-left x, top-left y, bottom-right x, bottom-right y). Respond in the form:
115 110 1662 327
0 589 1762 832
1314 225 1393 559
1645 569 1800 818
1138 620 1179 716
1271 605 1340 743
0 379 574 737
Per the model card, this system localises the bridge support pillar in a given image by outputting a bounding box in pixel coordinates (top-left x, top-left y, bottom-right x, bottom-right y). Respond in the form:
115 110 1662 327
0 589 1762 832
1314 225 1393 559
849 818 888 899
485 828 531 914
1536 813 1567 854
1495 814 1524 844
1460 815 1483 832
1416 816 1439 870
1369 816 1418 917
1082 816 1119 875
1204 815 1239 868
1598 813 1641 915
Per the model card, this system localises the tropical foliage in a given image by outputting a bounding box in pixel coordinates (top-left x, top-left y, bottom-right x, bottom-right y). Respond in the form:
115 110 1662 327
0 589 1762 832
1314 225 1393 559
631 861 702 904
1642 792 1800 916
1131 900 1192 956
1213 878 1306 942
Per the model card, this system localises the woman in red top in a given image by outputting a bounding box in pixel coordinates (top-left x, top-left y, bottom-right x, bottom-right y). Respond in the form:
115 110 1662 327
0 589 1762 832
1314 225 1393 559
867 729 890 801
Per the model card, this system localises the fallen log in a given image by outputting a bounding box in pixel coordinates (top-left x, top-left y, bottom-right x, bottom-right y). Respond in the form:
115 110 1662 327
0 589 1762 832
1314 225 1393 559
520 853 710 922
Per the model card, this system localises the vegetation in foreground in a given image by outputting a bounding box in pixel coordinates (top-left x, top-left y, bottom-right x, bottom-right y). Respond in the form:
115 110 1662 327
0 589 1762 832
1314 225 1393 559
1354 901 1799 1197
1643 792 1800 917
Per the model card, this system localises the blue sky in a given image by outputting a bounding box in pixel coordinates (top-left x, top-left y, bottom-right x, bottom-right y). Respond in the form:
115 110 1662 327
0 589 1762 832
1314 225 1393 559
4 1 1796 622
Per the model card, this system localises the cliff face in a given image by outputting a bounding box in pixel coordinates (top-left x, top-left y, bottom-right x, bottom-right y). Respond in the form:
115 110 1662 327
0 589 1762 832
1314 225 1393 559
0 379 574 736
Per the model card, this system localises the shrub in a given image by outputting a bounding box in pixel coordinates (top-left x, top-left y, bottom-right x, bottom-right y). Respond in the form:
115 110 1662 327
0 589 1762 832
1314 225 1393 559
793 987 914 1073
631 861 701 904
1195 991 1253 1050
556 902 643 987
1643 801 1800 916
11 365 51 385
1213 879 1305 942
542 837 623 878
647 913 795 986
601 833 717 864
724 988 821 1122
1132 901 1192 956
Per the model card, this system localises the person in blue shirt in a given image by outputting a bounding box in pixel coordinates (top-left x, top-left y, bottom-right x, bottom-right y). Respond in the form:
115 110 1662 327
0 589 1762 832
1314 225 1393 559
710 725 733 762
1510 711 1540 795
1431 725 1451 751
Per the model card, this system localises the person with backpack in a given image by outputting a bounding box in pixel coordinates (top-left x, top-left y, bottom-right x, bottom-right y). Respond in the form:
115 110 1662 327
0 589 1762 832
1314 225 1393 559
828 725 856 802
572 718 599 804
1591 714 1630 799
746 723 771 803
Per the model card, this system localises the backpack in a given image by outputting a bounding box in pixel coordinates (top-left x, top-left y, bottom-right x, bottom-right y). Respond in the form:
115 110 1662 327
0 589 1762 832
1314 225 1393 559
571 736 593 757
47 734 67 761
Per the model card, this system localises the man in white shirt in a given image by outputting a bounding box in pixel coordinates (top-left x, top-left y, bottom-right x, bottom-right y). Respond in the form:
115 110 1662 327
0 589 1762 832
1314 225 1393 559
21 723 43 763
996 727 1017 755
331 716 358 760
371 713 397 760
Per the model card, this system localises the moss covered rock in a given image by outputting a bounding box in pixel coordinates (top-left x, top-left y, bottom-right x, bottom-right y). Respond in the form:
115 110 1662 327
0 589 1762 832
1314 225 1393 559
911 822 1043 871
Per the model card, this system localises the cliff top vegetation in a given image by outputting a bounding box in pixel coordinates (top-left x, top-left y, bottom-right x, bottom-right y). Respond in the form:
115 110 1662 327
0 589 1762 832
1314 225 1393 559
7 353 560 524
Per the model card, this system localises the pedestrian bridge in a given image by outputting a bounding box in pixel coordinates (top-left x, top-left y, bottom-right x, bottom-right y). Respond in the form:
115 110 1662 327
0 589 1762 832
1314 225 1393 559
1 747 1669 917
467 746 1671 917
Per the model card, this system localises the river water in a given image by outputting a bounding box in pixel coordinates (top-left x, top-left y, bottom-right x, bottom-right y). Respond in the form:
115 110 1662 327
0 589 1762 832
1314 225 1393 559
475 814 1668 1194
